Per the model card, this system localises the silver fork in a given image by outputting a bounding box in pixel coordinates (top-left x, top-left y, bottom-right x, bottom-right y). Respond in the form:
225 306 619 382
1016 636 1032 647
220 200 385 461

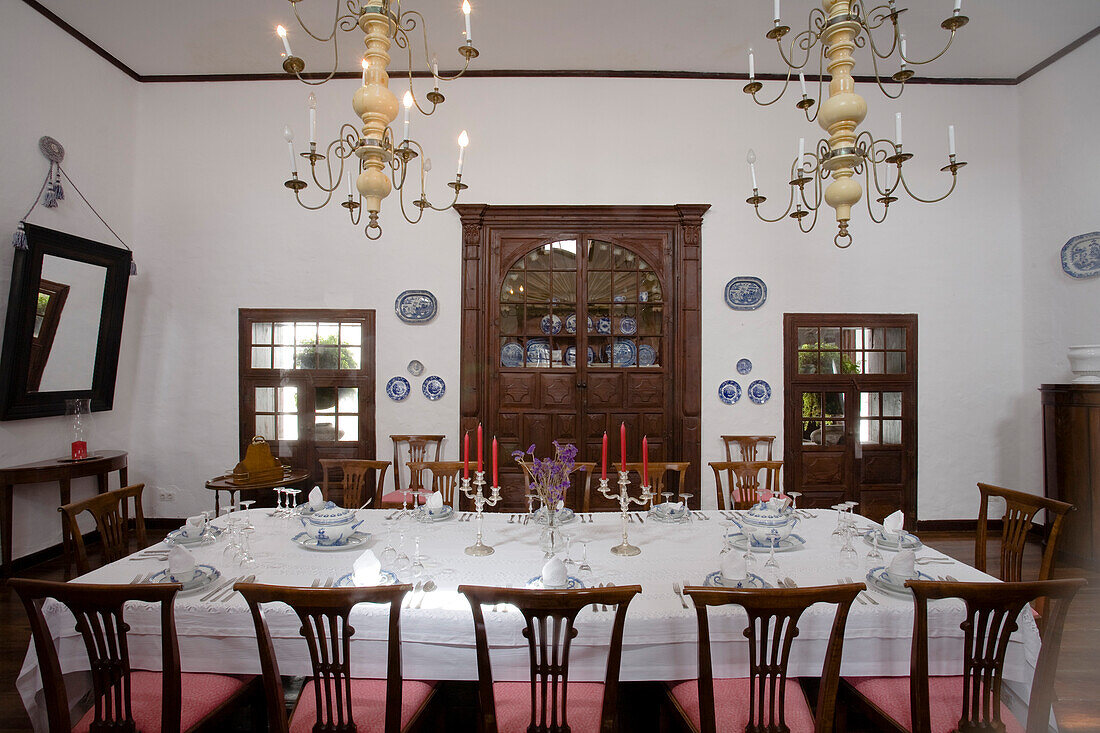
672 582 689 610
603 582 616 612
324 576 334 588
592 583 603 613
215 574 255 602
846 576 878 605
840 577 867 604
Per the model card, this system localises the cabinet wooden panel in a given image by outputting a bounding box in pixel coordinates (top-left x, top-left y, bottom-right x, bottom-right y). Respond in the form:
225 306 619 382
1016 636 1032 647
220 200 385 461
1041 383 1100 567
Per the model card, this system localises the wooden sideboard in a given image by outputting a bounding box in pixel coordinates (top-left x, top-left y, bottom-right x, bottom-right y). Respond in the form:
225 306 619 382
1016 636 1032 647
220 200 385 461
1041 384 1100 567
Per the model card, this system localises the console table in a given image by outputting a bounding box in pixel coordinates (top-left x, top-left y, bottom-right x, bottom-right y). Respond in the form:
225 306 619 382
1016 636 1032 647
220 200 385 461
0 450 128 578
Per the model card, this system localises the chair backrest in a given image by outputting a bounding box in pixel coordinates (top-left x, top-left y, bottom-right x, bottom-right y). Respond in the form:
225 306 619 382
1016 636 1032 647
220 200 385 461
235 582 413 733
720 435 776 462
905 578 1085 733
407 460 465 507
459 584 642 733
390 434 445 493
11 577 183 733
616 462 691 500
319 459 391 509
59 483 147 575
975 482 1074 584
708 461 783 510
683 583 862 733
520 461 598 512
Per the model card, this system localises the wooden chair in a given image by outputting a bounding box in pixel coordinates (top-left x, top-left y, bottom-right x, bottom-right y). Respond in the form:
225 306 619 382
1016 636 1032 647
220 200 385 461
390 434 445 491
520 461 598 512
668 583 862 733
319 458 391 509
459 583 642 733
720 435 775 462
12 577 257 733
842 577 1085 733
615 462 691 503
58 483 147 575
405 460 466 509
709 461 783 511
235 581 438 733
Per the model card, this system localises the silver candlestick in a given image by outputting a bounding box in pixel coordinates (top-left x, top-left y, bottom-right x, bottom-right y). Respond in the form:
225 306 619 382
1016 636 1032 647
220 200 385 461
461 471 502 556
598 471 652 556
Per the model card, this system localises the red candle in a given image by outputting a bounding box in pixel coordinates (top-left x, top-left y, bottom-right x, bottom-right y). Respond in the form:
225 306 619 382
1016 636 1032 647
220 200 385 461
642 435 649 486
601 432 608 480
492 436 499 487
620 422 627 472
477 423 483 474
463 431 470 479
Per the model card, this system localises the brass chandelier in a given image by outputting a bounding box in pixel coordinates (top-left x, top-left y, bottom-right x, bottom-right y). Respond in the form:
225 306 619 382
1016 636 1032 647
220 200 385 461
275 0 479 239
743 0 969 248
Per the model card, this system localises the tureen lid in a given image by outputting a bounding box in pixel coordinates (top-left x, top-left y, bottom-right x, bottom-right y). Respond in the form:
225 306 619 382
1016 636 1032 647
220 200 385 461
744 502 794 525
306 505 357 525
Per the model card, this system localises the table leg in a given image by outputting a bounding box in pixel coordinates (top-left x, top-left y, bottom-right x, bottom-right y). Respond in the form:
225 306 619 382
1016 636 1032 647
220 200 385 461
96 473 109 495
215 490 221 516
1 483 11 580
59 478 72 574
119 466 129 487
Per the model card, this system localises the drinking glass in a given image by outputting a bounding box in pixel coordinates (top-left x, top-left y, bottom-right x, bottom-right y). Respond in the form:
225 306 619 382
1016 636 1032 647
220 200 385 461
787 491 802 510
272 488 286 519
577 542 593 581
411 536 424 580
237 526 256 566
829 504 846 549
561 533 576 567
866 531 883 564
765 537 780 571
286 488 301 514
238 500 256 530
660 492 674 506
680 492 694 522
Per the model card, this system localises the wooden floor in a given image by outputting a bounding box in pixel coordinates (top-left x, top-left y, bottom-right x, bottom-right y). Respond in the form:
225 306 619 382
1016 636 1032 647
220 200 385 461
1 531 1097 732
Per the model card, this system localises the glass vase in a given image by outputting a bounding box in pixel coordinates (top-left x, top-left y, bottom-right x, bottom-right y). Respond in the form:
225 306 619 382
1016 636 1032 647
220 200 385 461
538 507 565 558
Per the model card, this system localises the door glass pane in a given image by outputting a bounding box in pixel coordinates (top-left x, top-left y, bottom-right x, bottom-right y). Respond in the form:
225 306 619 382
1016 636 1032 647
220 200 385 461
525 245 550 270
255 387 275 413
255 415 275 440
501 272 524 301
552 271 576 304
316 387 336 414
588 272 612 303
821 327 840 346
803 420 822 445
588 240 611 269
550 240 577 269
886 352 906 374
277 414 298 441
797 327 818 348
823 392 845 418
613 271 637 303
882 392 902 417
861 420 880 444
798 349 819 374
882 420 902 444
861 352 885 374
500 305 521 334
252 322 273 345
251 347 272 369
638 305 663 334
340 323 362 346
640 272 662 302
802 393 822 418
526 270 550 301
861 392 880 416
296 323 318 345
315 416 338 442
886 327 906 350
342 347 361 369
338 387 358 413
613 245 634 270
338 416 359 442
274 322 295 345
278 386 298 412
820 349 840 374
274 346 294 369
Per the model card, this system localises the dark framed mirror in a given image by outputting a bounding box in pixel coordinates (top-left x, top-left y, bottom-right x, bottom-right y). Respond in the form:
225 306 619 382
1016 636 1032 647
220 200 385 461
0 224 131 420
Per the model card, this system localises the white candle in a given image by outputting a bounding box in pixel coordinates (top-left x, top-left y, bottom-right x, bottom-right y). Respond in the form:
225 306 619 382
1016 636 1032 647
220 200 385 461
900 33 907 59
402 91 413 142
283 125 297 175
308 92 317 145
748 48 755 80
954 0 962 12
798 137 805 171
799 71 807 96
347 164 355 197
457 129 469 175
774 0 780 22
894 112 903 147
747 148 758 189
276 26 293 58
361 58 368 86
948 124 956 156
462 0 472 43
432 55 439 80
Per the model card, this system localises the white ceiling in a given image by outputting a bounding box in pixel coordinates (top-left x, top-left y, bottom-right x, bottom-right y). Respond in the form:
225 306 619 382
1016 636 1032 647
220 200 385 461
31 0 1100 79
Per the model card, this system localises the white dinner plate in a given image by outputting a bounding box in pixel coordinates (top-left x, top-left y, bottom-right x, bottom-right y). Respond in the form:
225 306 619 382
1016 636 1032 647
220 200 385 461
292 532 372 551
335 570 399 587
863 529 923 551
865 566 933 598
725 533 806 552
416 505 455 522
165 526 222 547
148 564 221 594
526 575 585 589
703 571 769 588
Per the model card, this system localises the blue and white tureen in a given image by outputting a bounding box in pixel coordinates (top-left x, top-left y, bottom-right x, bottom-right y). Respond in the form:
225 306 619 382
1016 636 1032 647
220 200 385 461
299 505 364 546
729 497 799 546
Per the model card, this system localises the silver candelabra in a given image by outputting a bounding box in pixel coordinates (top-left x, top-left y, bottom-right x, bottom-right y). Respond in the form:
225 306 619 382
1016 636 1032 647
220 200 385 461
598 471 653 556
460 471 501 556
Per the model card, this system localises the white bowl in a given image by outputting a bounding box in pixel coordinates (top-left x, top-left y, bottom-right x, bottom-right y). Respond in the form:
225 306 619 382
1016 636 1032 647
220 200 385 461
1068 345 1100 383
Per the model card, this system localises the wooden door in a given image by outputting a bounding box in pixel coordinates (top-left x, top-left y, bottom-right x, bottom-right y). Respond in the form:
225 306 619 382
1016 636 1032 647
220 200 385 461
458 206 707 510
783 314 917 527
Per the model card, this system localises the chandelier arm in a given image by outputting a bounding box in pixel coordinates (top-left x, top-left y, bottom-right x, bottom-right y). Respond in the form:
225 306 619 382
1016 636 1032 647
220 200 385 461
751 187 796 223
395 179 427 225
748 70 796 107
896 166 960 204
863 166 891 224
859 3 901 60
861 47 906 99
797 200 820 233
395 33 441 117
306 138 350 192
292 185 336 211
800 46 827 123
288 34 343 86
348 199 363 225
291 0 343 43
424 186 462 213
899 28 959 67
773 24 821 71
401 9 474 82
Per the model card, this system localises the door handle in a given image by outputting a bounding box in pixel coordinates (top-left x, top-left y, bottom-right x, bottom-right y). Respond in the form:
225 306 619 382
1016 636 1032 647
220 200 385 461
576 382 587 389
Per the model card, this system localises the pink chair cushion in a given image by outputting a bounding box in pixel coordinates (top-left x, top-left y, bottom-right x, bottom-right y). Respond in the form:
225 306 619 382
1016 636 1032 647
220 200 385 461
847 676 1026 733
492 681 605 733
379 491 407 506
670 678 816 733
289 678 435 733
74 671 249 732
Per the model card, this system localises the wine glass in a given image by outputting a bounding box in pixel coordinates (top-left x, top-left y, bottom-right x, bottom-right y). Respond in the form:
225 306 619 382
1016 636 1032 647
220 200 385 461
680 492 694 522
237 526 256 566
764 536 780 571
561 533 576 568
577 542 593 582
238 500 256 530
829 504 846 548
866 531 883 564
787 491 802 511
271 488 286 519
286 488 301 514
410 536 425 580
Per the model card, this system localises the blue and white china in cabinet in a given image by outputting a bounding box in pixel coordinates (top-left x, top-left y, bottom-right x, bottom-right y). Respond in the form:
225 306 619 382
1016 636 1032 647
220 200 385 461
386 376 411 402
637 344 658 366
394 289 438 323
747 379 771 404
422 375 446 400
564 314 594 334
564 346 596 366
540 314 563 335
736 358 752 375
617 317 637 335
1061 232 1100 279
526 338 551 366
724 277 768 310
500 343 524 367
604 339 637 367
595 317 612 335
718 380 742 404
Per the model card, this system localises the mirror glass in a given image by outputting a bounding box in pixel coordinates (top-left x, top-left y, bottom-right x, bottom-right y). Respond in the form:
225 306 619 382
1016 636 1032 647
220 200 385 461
29 255 106 392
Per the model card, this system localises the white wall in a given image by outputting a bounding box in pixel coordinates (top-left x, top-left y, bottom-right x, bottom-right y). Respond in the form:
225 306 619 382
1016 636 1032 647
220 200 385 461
5 5 1074 563
1017 40 1100 495
0 2 139 558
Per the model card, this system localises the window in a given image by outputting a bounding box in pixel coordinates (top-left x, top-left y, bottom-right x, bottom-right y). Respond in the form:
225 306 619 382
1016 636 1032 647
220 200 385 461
239 309 375 478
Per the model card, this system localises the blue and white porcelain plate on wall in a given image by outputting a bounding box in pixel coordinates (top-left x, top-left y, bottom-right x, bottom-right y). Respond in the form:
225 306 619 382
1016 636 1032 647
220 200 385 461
422 376 446 400
724 277 767 310
394 290 438 323
500 343 524 367
736 358 752 375
718 380 741 404
407 360 424 377
540 314 563 335
604 339 637 366
617 317 638 335
747 379 771 404
637 344 658 366
1061 232 1100 279
386 376 411 402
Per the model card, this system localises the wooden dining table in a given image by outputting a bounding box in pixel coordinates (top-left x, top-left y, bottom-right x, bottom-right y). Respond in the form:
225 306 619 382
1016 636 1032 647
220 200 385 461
15 508 1047 731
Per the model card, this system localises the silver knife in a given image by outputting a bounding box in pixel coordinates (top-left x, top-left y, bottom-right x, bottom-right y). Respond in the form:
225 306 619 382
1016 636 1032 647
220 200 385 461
785 577 798 588
200 575 238 602
216 574 255 602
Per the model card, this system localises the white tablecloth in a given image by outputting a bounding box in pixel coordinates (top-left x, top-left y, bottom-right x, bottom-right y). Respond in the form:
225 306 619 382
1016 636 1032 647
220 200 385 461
18 509 1043 731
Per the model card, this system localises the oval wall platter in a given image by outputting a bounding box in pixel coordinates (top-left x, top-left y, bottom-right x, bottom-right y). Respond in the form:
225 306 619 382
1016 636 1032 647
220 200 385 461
747 379 771 404
1061 232 1100 279
736 358 752 375
718 380 742 405
386 376 411 402
394 290 438 323
422 375 446 400
725 277 768 310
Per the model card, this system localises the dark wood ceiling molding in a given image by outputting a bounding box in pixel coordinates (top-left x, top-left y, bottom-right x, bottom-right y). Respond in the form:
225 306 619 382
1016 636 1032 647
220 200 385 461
21 0 1100 86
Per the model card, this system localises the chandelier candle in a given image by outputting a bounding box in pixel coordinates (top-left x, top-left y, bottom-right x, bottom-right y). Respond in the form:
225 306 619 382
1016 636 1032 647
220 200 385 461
463 0 472 43
276 25 292 57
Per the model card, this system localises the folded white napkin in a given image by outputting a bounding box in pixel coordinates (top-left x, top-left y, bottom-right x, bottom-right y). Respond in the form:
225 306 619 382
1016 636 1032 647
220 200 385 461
660 501 685 514
167 546 196 581
541 556 567 587
766 496 792 513
426 491 444 512
887 549 916 581
352 549 381 586
181 514 206 538
883 510 905 535
308 486 324 512
721 551 747 581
